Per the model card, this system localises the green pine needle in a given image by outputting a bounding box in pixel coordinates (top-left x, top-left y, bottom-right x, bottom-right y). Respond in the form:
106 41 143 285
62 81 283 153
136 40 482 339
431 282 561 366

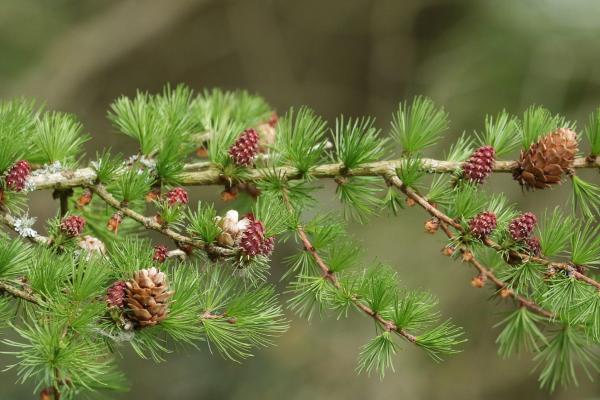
391 96 449 154
585 106 600 156
356 332 398 379
495 307 548 358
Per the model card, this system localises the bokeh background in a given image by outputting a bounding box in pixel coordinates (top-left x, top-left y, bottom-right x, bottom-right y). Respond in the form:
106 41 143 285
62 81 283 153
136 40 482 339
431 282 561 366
1 0 600 399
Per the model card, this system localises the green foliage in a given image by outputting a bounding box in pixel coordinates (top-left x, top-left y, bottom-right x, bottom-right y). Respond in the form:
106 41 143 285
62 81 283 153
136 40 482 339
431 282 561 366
495 308 548 358
570 221 600 266
93 149 123 184
520 106 572 149
585 106 600 156
0 99 37 172
110 168 153 203
275 107 327 174
357 332 397 379
444 133 474 162
571 175 600 219
0 233 30 279
535 326 598 392
391 96 449 154
186 202 221 244
332 116 386 169
29 111 89 166
477 110 520 156
415 320 465 362
336 176 381 223
396 156 425 189
539 208 574 258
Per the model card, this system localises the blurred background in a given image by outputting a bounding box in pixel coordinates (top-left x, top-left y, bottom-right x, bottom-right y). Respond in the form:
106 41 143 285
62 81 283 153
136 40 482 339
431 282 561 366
1 0 600 399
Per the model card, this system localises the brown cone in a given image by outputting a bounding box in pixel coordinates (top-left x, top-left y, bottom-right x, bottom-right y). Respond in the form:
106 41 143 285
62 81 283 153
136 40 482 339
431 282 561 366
124 268 173 328
513 128 578 190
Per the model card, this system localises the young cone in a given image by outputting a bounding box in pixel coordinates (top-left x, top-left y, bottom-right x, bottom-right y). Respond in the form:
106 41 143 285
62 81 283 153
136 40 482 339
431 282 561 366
468 211 497 239
5 160 31 192
463 146 495 184
508 212 537 241
228 128 259 166
513 128 578 189
239 215 275 256
60 215 86 237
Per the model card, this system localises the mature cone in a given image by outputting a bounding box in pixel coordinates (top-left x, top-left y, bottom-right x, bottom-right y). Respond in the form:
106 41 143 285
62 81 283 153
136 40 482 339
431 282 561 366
239 215 275 256
124 268 173 328
5 160 31 192
463 146 495 184
513 128 578 189
60 215 86 237
508 212 537 241
228 128 259 166
166 187 188 206
468 211 497 239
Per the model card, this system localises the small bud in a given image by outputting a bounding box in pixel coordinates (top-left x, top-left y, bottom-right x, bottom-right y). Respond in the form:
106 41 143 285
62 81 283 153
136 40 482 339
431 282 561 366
107 211 123 233
500 287 512 298
195 147 208 157
424 218 439 234
405 197 416 207
470 275 485 288
60 215 86 237
76 188 93 208
441 246 454 257
462 251 474 262
145 186 161 203
153 244 168 263
220 189 238 202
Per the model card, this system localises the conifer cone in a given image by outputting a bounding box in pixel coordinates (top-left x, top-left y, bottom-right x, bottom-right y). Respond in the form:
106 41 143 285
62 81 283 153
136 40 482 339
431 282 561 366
124 268 173 328
228 128 259 166
526 236 541 256
463 146 495 184
468 211 497 239
513 128 578 189
508 212 537 241
153 244 168 263
5 160 31 192
166 187 188 206
239 215 275 256
215 210 250 247
106 281 127 309
60 215 86 237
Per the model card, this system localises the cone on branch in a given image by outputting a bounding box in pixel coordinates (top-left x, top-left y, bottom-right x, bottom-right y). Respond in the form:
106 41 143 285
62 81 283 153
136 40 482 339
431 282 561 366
463 145 495 184
124 268 173 328
76 188 93 208
153 244 168 263
4 160 31 192
513 128 578 190
166 187 188 206
468 211 497 239
239 214 275 257
228 128 259 166
106 280 127 309
508 212 537 241
60 215 86 237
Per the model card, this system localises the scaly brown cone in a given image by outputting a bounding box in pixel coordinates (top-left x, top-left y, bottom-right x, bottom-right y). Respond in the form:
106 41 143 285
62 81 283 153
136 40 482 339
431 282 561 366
513 128 578 189
124 268 173 328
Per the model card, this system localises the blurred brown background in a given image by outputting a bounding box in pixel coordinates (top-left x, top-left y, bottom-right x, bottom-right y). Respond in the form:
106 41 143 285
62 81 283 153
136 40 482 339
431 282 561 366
1 0 600 399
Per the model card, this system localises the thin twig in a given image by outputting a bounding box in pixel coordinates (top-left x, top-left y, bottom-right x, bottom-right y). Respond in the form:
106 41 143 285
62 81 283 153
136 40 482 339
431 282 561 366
88 184 234 258
282 191 416 342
